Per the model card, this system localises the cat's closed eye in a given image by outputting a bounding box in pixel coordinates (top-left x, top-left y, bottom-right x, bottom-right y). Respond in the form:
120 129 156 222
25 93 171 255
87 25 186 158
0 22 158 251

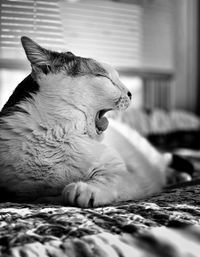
95 74 105 77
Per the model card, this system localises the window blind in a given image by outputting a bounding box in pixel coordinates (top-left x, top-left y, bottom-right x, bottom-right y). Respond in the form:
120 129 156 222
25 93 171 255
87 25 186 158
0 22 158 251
0 0 64 60
60 0 143 68
142 0 174 70
0 0 174 70
60 0 174 70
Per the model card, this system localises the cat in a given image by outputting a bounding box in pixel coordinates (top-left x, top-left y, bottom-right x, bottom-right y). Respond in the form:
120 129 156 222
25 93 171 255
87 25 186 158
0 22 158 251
0 37 191 207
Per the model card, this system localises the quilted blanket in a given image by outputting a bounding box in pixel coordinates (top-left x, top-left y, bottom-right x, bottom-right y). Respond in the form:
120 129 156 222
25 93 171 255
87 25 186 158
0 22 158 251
1 109 200 257
0 175 200 256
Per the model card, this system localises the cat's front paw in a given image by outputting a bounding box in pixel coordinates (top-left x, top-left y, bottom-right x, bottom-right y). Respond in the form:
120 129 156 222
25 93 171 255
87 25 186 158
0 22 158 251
62 182 96 207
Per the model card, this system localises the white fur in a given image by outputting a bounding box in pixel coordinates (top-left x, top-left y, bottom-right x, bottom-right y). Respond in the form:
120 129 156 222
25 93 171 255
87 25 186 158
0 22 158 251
0 38 170 207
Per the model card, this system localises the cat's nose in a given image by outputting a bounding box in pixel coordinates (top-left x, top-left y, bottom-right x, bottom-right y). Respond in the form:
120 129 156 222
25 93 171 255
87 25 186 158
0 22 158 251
127 91 132 100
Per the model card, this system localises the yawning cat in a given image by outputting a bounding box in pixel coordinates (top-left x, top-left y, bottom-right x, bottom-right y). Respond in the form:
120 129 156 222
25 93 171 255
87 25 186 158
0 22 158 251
0 37 173 207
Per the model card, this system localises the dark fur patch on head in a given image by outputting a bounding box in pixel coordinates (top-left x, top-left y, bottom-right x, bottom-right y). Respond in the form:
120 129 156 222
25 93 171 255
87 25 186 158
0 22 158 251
39 50 108 78
64 56 108 77
79 58 108 76
51 51 75 69
0 74 39 115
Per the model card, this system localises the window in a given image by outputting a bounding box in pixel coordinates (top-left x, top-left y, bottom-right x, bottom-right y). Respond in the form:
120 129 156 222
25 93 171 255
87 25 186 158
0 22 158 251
142 0 174 70
0 0 64 62
59 0 174 71
0 0 175 109
0 0 174 70
0 0 64 108
60 0 142 68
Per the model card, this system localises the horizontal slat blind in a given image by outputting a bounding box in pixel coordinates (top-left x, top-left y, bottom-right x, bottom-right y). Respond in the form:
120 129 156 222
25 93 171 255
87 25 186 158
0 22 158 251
0 0 64 59
60 0 142 68
0 0 174 70
142 0 174 70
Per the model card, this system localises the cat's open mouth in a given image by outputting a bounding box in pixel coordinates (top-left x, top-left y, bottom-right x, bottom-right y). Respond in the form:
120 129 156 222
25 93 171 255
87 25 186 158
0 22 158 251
95 109 110 134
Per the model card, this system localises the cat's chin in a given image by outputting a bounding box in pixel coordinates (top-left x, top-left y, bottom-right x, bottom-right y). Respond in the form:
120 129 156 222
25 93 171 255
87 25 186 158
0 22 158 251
95 109 110 134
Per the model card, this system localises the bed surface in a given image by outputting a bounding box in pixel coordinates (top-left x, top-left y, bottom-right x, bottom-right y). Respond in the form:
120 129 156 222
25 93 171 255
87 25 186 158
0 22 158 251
0 180 200 257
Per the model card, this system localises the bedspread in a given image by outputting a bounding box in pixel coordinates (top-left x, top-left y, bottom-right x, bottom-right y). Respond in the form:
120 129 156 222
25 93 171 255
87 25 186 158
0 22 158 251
0 180 200 257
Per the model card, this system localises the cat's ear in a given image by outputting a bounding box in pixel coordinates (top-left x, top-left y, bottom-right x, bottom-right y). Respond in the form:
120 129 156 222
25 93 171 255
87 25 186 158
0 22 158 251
21 36 51 67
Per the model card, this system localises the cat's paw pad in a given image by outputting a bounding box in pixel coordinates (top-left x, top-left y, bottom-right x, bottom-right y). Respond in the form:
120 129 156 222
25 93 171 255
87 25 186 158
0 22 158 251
62 182 96 208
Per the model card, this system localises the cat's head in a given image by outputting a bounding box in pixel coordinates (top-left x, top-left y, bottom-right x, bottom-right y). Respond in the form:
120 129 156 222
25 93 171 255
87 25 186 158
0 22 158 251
21 36 131 138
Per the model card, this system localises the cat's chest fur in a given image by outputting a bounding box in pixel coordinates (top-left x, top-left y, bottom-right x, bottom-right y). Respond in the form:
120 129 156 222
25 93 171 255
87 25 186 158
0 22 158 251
0 112 91 180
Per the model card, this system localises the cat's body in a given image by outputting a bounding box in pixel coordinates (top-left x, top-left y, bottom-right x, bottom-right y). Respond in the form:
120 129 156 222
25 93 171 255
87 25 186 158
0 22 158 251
0 37 174 207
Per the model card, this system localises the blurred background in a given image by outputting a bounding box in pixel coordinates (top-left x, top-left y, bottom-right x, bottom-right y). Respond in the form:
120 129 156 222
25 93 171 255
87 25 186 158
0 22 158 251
0 0 199 113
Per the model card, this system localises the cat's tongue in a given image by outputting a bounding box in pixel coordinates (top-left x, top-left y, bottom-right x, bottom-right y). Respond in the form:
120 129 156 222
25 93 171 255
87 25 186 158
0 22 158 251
96 116 109 132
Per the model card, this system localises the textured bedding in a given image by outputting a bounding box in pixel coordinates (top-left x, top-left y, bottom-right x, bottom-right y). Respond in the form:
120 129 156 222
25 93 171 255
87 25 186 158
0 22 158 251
0 181 200 257
1 109 200 257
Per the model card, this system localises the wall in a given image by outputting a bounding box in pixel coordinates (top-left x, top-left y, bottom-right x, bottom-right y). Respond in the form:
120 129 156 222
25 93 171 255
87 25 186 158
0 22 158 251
0 70 28 110
172 0 198 112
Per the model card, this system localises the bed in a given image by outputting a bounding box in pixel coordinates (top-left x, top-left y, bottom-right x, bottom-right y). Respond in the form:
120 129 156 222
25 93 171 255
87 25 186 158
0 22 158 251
1 108 200 257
